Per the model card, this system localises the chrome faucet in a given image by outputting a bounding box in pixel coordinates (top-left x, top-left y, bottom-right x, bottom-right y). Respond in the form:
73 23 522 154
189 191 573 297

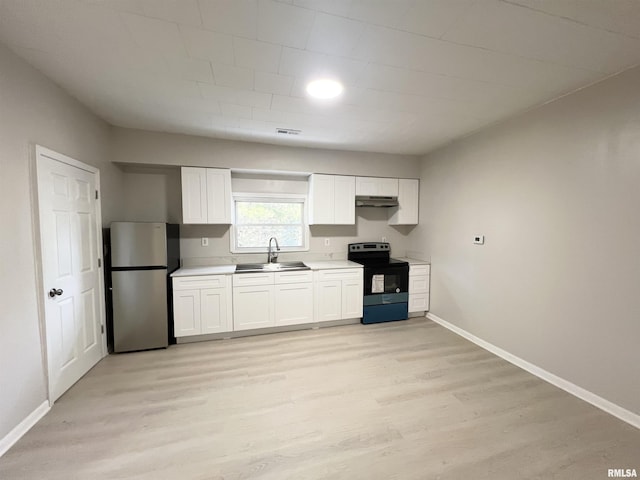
267 237 280 263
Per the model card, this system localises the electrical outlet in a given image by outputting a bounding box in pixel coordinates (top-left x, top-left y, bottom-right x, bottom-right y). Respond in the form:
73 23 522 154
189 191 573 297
201 237 209 247
324 238 330 246
381 236 387 243
473 235 485 245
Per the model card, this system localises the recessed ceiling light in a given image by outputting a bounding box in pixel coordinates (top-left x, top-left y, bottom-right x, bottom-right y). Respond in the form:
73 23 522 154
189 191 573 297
306 79 343 99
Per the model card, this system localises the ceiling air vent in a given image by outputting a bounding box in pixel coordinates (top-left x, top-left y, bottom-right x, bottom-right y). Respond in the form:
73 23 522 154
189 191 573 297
276 128 301 136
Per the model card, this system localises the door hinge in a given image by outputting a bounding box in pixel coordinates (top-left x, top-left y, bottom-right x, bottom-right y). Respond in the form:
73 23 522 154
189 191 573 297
101 325 104 334
95 190 99 200
98 258 102 268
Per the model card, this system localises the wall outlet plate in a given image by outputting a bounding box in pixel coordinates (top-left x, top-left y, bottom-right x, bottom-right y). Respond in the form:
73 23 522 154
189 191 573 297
324 238 330 246
473 235 485 245
201 237 209 247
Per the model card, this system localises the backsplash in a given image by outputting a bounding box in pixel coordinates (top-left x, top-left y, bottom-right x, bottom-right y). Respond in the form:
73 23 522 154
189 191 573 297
179 208 415 267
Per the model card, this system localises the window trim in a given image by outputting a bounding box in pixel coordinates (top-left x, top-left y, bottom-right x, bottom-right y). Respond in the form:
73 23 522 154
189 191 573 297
230 192 309 254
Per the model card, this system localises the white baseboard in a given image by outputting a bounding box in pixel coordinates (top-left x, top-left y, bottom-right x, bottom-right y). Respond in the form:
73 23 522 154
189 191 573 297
426 312 640 430
0 401 50 457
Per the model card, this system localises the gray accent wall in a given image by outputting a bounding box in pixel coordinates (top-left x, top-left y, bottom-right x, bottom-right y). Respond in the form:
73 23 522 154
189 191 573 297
0 42 122 442
412 65 640 415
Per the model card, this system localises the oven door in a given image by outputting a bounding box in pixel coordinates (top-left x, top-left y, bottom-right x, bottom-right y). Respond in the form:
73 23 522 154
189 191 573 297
363 264 409 296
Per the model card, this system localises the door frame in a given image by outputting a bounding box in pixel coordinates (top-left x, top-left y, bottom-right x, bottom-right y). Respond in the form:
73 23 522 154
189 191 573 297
32 144 108 405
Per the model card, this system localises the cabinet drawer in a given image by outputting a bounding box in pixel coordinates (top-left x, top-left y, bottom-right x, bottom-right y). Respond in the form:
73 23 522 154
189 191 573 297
409 275 429 294
410 265 430 276
275 270 313 284
233 272 274 287
409 293 430 313
173 275 227 290
315 268 362 282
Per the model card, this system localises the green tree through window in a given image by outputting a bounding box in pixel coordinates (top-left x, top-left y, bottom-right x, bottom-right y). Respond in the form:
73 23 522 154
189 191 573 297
234 199 305 250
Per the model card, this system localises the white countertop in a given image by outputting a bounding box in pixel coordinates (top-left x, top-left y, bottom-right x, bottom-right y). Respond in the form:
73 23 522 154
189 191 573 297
172 260 362 277
304 260 363 270
396 257 430 265
171 265 236 277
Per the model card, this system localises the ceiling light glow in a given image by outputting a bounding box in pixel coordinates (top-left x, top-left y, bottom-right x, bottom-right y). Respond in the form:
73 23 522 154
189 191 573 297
306 79 343 99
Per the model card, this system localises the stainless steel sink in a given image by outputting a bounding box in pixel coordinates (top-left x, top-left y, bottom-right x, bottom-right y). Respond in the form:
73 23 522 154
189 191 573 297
234 261 309 273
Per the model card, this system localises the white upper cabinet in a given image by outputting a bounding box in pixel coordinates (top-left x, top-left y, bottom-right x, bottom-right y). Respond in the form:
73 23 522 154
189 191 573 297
205 168 232 224
309 174 355 225
355 176 399 197
388 178 420 225
181 167 231 224
181 167 208 224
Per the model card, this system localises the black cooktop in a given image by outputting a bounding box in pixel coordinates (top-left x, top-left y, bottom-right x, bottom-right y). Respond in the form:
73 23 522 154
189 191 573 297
347 242 409 267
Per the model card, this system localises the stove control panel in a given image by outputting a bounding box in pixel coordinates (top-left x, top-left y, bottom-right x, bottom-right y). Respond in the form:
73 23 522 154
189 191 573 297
348 242 390 252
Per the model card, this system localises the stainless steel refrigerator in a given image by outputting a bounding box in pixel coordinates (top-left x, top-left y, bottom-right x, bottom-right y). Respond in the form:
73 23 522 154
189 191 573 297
110 222 180 353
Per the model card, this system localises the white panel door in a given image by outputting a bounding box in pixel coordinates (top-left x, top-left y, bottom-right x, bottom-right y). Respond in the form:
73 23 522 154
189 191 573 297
309 174 335 225
181 167 208 224
201 287 232 334
274 283 314 326
355 176 379 196
333 175 355 225
206 168 232 224
389 178 419 225
36 146 105 402
233 285 275 331
174 289 201 337
315 281 342 321
342 279 364 319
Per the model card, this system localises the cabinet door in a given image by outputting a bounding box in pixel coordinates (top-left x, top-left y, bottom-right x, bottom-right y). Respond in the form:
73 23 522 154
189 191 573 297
206 168 232 224
181 167 208 224
355 176 379 196
233 285 275 331
342 278 364 319
309 174 335 225
315 280 342 321
378 178 399 197
274 283 314 326
201 287 232 334
333 175 355 224
389 178 419 225
174 289 201 337
355 177 399 197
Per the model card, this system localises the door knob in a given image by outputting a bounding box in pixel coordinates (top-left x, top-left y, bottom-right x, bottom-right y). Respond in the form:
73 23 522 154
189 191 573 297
48 288 63 298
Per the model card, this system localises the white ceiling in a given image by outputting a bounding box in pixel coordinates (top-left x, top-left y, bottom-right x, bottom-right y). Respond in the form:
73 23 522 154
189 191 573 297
1 0 640 155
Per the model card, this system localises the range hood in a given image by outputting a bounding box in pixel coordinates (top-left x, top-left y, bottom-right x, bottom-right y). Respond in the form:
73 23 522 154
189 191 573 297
355 195 399 207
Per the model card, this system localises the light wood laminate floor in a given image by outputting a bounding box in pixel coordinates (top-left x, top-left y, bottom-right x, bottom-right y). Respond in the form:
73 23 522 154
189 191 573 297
1 318 638 479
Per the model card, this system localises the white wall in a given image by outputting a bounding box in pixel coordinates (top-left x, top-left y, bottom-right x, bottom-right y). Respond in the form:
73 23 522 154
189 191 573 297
0 42 122 443
111 127 421 178
411 65 640 415
112 128 420 264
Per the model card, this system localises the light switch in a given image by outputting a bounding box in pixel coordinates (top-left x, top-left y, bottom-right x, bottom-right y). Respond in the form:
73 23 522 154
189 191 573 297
473 235 485 245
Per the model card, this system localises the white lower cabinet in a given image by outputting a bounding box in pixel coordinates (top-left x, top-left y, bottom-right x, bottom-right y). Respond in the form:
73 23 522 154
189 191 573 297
233 270 314 331
408 264 430 313
315 280 342 321
175 267 364 338
314 268 363 321
173 275 232 337
233 283 275 331
274 283 314 326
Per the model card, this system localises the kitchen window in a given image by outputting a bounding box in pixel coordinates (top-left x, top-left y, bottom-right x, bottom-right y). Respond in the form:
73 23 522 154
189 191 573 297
231 194 308 253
